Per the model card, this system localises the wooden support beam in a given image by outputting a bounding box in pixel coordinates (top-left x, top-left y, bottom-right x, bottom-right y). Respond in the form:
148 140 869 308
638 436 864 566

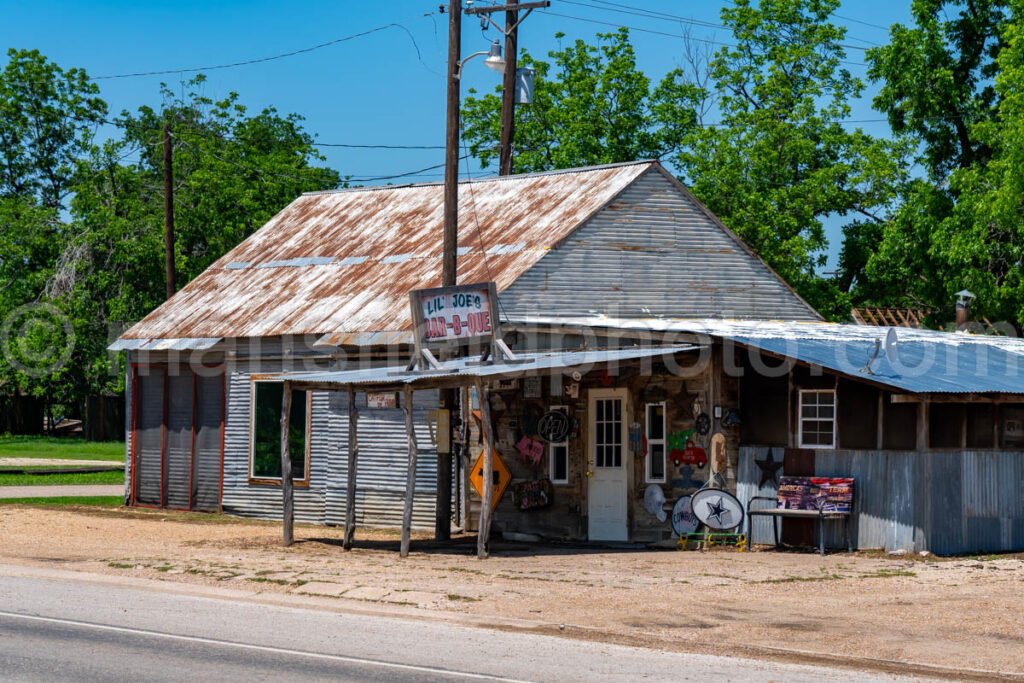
476 378 495 559
876 391 885 451
916 400 928 451
401 385 418 558
891 393 1017 404
344 385 359 551
280 381 294 547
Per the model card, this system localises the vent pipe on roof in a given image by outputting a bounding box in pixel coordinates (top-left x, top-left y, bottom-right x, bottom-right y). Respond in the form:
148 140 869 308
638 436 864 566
955 289 975 332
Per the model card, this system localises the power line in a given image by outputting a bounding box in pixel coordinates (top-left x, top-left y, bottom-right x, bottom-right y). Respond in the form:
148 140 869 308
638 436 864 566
312 142 445 150
559 0 881 50
93 23 435 80
832 13 892 33
536 9 868 66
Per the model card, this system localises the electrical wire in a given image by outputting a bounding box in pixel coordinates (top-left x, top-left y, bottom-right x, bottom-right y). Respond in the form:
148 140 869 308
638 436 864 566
536 9 868 67
93 23 437 80
312 142 445 150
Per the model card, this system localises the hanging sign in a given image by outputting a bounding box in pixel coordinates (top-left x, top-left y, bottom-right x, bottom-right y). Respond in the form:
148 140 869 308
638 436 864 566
411 282 500 346
367 392 398 409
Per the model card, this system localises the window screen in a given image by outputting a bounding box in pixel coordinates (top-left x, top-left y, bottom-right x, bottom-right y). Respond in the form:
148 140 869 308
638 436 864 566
799 390 836 448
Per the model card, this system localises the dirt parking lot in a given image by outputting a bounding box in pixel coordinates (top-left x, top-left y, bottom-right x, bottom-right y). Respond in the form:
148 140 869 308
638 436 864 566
2 505 1022 680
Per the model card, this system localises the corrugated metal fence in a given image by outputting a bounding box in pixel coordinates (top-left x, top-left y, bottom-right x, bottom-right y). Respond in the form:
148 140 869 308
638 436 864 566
739 446 1024 554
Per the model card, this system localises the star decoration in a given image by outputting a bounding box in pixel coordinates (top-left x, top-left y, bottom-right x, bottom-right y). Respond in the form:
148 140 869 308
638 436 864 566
755 448 783 489
705 496 732 527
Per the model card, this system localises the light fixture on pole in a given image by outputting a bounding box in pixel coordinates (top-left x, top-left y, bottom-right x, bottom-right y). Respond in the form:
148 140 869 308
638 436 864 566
455 40 505 79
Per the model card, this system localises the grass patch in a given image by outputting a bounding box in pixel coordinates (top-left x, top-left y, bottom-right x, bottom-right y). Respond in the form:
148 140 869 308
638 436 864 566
0 496 123 506
759 574 845 584
446 593 480 602
107 562 135 569
155 564 175 572
0 436 124 461
861 569 917 578
0 470 124 486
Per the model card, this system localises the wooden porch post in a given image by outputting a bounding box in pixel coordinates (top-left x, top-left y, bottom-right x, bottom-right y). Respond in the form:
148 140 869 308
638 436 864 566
916 400 929 451
401 385 418 558
476 377 495 559
343 384 359 550
280 381 294 547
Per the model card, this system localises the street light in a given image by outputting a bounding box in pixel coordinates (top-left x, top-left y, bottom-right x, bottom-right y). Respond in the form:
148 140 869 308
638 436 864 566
455 40 505 79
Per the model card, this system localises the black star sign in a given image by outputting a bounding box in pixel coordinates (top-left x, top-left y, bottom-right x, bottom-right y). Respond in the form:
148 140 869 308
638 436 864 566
755 448 783 489
706 496 732 527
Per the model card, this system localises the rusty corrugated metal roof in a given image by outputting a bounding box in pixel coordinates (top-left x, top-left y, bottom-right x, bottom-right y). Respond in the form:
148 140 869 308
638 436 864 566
119 161 655 344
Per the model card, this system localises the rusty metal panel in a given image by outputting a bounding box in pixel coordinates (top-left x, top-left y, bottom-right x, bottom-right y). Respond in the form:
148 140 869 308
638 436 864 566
118 162 654 344
501 170 820 322
164 372 193 509
134 371 164 506
192 372 224 512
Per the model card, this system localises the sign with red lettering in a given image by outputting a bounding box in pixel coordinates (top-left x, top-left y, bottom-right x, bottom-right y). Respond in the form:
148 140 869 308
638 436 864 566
411 282 500 348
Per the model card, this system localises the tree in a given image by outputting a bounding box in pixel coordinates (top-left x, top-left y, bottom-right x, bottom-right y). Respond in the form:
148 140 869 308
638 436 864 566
863 1 1017 324
675 0 907 319
62 78 342 398
462 28 702 173
0 48 107 209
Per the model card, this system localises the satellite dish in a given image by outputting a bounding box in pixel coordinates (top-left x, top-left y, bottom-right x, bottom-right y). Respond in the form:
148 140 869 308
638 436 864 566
884 328 899 364
643 485 667 522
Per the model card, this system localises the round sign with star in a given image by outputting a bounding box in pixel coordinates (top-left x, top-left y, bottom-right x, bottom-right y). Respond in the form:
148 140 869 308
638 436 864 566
690 488 745 531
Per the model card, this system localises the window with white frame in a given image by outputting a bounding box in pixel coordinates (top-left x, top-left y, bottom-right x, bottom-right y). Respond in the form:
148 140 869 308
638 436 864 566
799 389 836 448
548 405 569 484
645 402 667 482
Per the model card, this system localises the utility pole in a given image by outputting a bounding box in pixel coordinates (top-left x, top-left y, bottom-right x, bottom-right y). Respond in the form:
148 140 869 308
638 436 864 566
466 1 549 176
163 123 176 300
437 0 463 542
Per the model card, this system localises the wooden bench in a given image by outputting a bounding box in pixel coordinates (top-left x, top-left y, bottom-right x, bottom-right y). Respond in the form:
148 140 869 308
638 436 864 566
746 476 854 556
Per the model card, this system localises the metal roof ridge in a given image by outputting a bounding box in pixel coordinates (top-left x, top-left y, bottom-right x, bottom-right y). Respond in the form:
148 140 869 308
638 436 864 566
301 160 659 197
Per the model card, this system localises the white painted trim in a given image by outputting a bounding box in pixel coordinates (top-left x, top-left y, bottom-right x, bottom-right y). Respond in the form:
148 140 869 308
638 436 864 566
644 401 667 483
797 388 836 450
548 405 570 485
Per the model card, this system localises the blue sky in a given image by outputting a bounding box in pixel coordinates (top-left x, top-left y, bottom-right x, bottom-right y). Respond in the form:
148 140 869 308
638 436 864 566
2 0 915 268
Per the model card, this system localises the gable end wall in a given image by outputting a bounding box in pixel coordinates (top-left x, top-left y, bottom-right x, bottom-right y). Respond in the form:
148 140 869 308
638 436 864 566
500 169 820 322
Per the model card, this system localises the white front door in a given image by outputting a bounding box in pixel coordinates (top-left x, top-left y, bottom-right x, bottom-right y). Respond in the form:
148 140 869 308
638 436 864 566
587 388 630 541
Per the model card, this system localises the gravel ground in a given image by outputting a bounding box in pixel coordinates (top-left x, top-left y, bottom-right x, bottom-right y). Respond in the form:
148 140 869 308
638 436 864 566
2 505 1021 680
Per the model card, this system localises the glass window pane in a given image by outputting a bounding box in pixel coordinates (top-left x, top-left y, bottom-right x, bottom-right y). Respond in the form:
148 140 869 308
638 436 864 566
650 443 664 480
252 383 308 480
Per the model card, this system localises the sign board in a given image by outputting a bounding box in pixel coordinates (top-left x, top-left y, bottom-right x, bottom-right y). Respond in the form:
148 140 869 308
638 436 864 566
367 392 398 409
690 488 744 531
469 450 511 512
411 282 500 347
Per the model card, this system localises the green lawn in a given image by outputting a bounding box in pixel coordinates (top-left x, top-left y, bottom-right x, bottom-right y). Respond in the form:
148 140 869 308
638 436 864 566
0 496 123 506
0 470 124 487
0 436 124 461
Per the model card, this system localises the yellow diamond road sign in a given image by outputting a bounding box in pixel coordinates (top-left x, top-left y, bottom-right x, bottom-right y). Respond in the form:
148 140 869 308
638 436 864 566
469 451 511 512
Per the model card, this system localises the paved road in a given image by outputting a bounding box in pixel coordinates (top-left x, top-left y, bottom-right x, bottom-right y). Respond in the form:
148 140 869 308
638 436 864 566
0 485 123 499
0 566 924 682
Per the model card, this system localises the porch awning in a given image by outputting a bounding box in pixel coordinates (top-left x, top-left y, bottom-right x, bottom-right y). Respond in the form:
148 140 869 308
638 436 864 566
280 345 701 391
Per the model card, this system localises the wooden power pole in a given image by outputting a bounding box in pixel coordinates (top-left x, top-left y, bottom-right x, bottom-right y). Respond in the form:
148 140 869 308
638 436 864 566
466 1 549 177
437 0 463 542
162 123 176 300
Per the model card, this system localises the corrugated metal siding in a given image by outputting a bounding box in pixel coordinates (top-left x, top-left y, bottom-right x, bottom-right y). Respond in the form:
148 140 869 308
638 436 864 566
501 170 820 322
164 372 193 509
736 447 784 545
221 364 439 529
192 373 224 511
134 372 164 505
739 446 1024 554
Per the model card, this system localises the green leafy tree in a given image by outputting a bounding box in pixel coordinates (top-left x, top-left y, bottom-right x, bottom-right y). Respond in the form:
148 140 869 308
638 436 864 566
462 28 702 173
675 0 907 319
864 1 1016 324
64 78 342 397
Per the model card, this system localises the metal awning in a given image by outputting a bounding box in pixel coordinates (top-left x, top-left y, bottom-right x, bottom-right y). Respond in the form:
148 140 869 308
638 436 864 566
280 345 701 390
510 316 1024 395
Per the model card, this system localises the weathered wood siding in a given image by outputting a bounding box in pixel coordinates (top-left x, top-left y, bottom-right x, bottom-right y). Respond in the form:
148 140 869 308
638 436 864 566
739 446 1024 554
